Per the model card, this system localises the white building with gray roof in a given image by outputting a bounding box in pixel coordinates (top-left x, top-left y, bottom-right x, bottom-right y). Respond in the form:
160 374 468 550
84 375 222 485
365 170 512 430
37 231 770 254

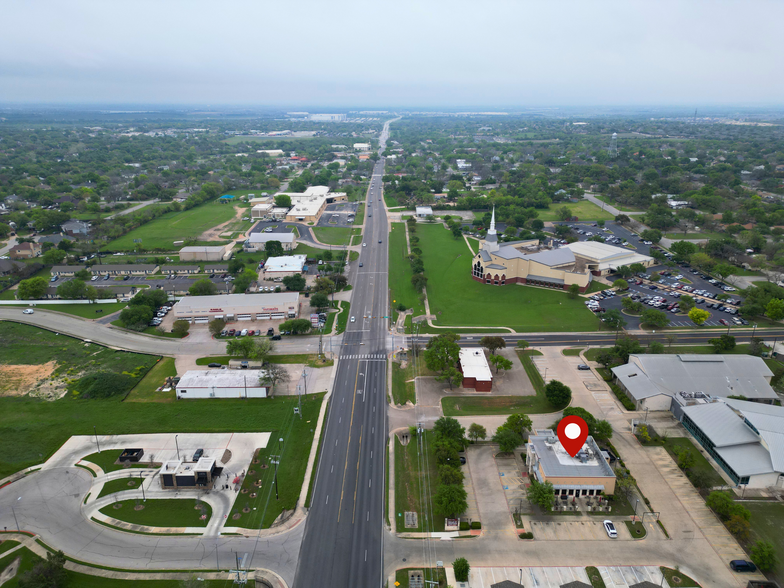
679 399 784 488
611 354 778 411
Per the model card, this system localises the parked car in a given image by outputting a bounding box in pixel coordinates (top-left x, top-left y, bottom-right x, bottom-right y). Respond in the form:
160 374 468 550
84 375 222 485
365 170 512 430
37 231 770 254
729 560 757 572
271 334 281 340
577 364 591 371
208 363 222 368
193 448 204 461
719 319 729 326
603 520 618 538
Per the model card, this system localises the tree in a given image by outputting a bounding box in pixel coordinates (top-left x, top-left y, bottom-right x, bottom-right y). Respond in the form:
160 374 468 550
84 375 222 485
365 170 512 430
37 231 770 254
282 273 306 291
504 413 533 440
628 262 647 274
438 464 464 485
516 340 529 351
489 354 513 375
172 320 190 336
119 305 152 330
453 558 470 583
725 515 751 541
596 350 616 368
556 206 572 221
310 292 330 311
527 479 555 510
189 279 217 296
433 484 467 518
264 240 284 257
709 334 736 353
567 283 580 299
670 240 698 261
714 263 735 281
602 309 626 332
640 229 663 243
612 279 628 291
274 194 291 208
613 336 643 362
615 214 631 225
451 225 463 239
434 439 460 466
679 294 695 314
56 278 87 299
42 248 66 265
766 298 784 321
227 337 259 359
479 336 506 355
493 427 523 453
18 549 68 588
688 307 710 325
433 416 465 445
750 540 777 572
545 380 572 408
260 363 290 393
17 277 48 300
640 308 669 328
706 491 750 521
467 423 487 443
437 366 463 390
74 269 92 281
424 332 461 377
313 276 335 295
648 341 665 354
615 265 633 278
209 318 226 337
278 318 312 334
129 288 168 310
593 419 613 442
411 273 428 292
228 259 245 275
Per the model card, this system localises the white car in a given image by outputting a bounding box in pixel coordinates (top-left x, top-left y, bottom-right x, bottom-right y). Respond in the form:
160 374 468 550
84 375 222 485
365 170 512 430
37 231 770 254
603 520 618 538
363 243 367 247
23 308 34 314
350 316 356 323
91 276 99 281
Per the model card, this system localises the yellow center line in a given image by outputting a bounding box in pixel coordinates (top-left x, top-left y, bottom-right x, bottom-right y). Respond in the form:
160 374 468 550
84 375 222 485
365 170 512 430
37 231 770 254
352 424 363 524
337 359 362 522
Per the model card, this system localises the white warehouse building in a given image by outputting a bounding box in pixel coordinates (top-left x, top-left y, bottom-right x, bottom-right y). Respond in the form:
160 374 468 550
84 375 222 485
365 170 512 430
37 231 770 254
172 292 299 323
175 370 269 399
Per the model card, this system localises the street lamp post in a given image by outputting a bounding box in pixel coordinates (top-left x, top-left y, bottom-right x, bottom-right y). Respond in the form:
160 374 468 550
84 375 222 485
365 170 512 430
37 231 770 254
94 425 101 453
175 435 180 461
752 323 757 338
11 497 21 531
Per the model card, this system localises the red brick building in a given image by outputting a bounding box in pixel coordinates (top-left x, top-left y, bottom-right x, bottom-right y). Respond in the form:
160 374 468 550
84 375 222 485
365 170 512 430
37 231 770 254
458 348 493 391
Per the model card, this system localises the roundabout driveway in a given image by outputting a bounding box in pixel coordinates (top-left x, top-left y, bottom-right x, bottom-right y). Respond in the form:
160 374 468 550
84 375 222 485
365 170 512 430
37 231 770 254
0 467 303 586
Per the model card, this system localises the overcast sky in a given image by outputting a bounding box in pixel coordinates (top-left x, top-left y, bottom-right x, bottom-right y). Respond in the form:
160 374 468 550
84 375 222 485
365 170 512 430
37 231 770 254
1 0 782 108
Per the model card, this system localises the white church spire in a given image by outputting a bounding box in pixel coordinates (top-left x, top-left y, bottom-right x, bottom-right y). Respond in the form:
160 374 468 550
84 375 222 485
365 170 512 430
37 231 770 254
482 205 499 253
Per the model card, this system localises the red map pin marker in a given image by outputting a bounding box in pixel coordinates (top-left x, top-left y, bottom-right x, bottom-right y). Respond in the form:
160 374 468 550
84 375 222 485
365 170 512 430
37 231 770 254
557 415 590 457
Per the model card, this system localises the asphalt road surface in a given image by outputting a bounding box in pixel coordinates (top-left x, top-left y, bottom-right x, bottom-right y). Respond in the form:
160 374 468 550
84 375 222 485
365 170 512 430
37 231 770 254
293 121 394 588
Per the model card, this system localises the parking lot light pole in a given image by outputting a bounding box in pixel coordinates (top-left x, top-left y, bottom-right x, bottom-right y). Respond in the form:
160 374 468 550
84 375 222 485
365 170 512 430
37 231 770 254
94 425 101 453
175 435 180 460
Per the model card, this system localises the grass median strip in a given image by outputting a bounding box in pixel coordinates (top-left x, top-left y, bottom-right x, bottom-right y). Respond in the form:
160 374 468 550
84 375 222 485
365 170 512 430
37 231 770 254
97 476 142 499
394 432 443 533
99 498 211 527
82 450 150 474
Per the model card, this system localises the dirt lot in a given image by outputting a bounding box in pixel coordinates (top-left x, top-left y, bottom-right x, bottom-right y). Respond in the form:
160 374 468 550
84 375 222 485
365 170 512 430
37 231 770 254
0 361 58 397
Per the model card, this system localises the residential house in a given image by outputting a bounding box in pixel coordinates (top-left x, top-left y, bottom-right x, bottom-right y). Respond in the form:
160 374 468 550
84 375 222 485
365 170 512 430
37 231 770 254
9 242 42 259
60 219 92 237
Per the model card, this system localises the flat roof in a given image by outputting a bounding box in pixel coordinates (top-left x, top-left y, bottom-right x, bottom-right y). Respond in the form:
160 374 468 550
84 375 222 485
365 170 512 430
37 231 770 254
264 254 306 272
173 292 298 313
179 245 227 253
459 348 493 382
248 232 295 243
177 369 269 389
529 434 615 479
563 241 653 268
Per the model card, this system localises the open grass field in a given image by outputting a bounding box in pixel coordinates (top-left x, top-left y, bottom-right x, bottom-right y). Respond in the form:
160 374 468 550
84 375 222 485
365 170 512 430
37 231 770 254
224 392 323 528
592 195 645 212
745 501 784 587
389 223 426 318
536 200 614 222
311 226 360 245
105 200 239 251
99 498 211 527
0 547 251 587
28 303 127 318
125 358 177 402
394 432 444 533
354 203 365 224
415 223 601 332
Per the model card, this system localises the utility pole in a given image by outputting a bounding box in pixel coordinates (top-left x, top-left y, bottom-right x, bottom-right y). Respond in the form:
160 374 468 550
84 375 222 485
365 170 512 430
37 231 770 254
175 435 180 461
94 425 101 453
270 455 280 500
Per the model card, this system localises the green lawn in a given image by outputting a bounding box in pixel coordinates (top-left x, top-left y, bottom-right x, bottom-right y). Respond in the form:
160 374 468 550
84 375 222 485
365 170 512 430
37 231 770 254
32 303 127 318
311 226 360 246
389 223 426 319
415 224 602 332
745 501 784 587
536 200 614 222
0 546 251 587
586 566 607 588
394 432 444 533
224 392 323 528
391 362 416 405
624 520 647 538
81 450 151 473
105 200 239 251
562 348 585 356
592 194 644 212
336 301 350 334
125 358 177 402
0 540 19 556
110 319 186 338
353 203 365 224
659 567 701 587
97 476 142 498
99 498 211 527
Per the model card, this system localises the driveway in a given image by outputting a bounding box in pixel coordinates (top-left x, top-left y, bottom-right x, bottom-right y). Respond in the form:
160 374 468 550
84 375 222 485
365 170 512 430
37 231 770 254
465 445 516 537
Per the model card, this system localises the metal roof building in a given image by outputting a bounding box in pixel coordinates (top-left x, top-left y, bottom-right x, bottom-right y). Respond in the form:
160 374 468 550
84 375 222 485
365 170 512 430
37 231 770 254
263 254 306 275
611 354 778 411
679 399 784 488
175 369 269 399
172 292 299 323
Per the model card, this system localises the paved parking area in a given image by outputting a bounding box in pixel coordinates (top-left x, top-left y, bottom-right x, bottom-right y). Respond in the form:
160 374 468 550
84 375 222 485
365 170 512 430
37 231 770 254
317 202 360 227
449 565 668 588
529 519 630 541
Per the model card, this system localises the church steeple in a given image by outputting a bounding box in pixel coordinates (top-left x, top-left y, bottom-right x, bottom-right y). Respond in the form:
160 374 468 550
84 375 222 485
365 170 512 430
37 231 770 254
483 205 499 253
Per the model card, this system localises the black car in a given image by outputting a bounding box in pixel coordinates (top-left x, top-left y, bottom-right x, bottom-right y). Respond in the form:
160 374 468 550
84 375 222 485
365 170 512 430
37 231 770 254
123 275 130 281
208 362 222 368
729 560 757 572
193 448 204 461
271 334 282 340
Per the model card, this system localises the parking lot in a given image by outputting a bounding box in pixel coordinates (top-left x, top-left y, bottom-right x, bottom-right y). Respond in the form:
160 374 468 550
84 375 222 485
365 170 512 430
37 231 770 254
248 220 298 235
552 221 653 257
317 202 360 227
453 565 668 588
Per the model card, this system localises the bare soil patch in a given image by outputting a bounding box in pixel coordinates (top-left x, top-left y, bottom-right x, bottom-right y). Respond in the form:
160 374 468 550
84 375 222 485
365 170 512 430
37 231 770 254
198 205 244 241
0 361 58 397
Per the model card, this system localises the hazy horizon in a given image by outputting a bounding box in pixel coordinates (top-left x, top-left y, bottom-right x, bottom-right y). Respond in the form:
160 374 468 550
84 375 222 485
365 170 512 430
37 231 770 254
2 0 783 108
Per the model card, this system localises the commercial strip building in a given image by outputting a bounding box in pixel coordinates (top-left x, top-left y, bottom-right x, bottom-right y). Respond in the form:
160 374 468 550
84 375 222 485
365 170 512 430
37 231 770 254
472 209 653 292
457 348 493 391
612 354 778 411
244 232 297 252
526 430 616 496
262 254 307 277
178 244 233 261
175 369 269 399
172 292 299 323
675 399 784 488
263 186 348 223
